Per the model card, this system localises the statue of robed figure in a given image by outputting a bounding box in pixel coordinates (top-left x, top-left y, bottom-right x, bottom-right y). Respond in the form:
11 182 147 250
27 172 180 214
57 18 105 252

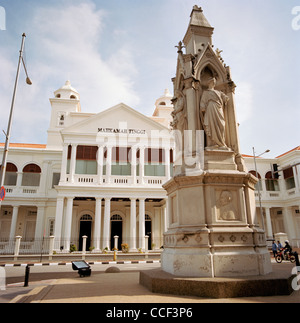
200 77 229 150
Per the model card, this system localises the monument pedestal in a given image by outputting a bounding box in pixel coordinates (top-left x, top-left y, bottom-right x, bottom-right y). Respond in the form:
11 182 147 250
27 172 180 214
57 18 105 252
161 169 272 278
140 267 294 299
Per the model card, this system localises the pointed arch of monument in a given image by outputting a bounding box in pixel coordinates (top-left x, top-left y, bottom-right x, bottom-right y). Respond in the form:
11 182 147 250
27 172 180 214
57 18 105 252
194 45 228 87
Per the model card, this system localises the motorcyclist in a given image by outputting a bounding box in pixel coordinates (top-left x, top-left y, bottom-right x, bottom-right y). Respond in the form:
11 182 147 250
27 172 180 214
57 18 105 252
283 240 293 259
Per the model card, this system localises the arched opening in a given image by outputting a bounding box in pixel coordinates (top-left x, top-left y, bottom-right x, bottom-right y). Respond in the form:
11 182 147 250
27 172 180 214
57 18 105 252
79 214 92 251
283 167 295 190
200 65 218 87
145 214 152 250
265 171 279 192
0 163 18 186
111 214 123 250
22 164 41 187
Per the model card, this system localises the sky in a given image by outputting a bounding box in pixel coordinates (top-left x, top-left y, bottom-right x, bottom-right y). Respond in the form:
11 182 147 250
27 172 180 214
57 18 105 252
0 0 299 158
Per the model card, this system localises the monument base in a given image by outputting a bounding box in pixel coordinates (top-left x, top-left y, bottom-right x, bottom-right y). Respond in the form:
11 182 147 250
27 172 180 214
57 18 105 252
162 169 272 278
161 246 272 278
140 268 295 299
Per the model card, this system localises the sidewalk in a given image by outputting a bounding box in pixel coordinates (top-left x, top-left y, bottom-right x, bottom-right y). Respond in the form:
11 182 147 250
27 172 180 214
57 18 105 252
9 262 300 304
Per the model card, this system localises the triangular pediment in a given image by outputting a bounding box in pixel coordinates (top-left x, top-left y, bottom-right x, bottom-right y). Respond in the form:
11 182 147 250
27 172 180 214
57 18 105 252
61 103 168 138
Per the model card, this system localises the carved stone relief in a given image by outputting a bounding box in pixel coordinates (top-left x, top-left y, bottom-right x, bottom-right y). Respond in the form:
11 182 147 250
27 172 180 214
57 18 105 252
216 190 239 221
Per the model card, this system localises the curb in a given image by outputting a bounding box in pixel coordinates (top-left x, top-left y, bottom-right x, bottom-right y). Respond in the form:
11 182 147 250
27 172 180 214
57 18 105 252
1 260 161 268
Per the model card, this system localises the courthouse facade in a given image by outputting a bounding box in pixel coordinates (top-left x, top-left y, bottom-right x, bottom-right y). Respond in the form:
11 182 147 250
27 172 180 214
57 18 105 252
0 81 299 253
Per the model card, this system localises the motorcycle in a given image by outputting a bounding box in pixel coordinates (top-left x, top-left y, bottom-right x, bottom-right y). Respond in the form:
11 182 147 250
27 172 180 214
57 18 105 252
275 248 296 264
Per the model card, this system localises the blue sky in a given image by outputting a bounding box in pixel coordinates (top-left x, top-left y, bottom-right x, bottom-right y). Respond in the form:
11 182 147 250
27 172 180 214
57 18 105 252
0 0 299 158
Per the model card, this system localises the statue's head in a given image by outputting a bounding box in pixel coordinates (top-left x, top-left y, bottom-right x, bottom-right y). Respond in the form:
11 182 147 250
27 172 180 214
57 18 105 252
207 77 216 88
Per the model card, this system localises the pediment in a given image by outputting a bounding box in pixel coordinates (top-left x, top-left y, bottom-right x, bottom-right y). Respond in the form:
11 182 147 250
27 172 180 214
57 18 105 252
61 103 168 138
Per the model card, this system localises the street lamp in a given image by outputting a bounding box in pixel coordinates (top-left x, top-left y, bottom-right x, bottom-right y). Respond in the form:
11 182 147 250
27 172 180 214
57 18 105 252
252 147 270 231
0 33 32 205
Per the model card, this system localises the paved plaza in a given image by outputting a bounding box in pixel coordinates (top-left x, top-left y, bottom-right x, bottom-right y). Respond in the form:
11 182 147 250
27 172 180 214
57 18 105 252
0 260 299 304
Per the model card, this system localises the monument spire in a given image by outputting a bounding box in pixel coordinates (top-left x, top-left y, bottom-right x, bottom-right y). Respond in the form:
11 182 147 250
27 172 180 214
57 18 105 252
183 5 214 55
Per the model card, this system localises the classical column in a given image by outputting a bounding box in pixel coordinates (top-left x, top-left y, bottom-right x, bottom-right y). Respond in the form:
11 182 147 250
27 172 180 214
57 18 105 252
139 147 145 184
9 206 19 240
130 198 137 251
16 172 23 188
97 146 104 185
131 146 137 184
60 143 69 183
54 197 64 250
103 198 111 250
293 166 300 192
94 198 102 251
64 197 74 251
69 144 77 184
153 206 161 250
139 198 146 250
283 207 296 241
106 146 112 184
34 206 45 240
265 207 273 239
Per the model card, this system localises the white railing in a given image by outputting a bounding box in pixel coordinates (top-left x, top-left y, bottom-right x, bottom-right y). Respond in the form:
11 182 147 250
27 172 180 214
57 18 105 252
4 186 40 196
145 177 165 185
75 175 96 184
62 175 169 187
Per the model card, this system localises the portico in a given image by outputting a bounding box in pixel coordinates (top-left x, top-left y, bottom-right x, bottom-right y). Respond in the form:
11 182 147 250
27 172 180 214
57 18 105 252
53 193 167 252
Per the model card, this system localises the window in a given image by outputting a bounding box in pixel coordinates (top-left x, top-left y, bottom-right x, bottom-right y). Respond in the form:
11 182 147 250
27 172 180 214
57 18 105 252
75 146 98 175
80 214 93 221
265 171 280 192
283 167 295 190
52 173 60 188
111 147 131 176
22 164 41 187
1 163 18 186
58 113 65 127
111 214 122 221
144 148 166 177
48 219 55 236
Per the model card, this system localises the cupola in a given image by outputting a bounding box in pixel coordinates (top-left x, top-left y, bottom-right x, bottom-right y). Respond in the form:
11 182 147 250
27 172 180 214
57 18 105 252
54 80 80 101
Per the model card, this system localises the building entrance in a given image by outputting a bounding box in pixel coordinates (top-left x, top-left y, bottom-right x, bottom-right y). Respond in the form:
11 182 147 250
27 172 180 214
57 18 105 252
79 214 92 251
145 215 152 250
111 214 123 250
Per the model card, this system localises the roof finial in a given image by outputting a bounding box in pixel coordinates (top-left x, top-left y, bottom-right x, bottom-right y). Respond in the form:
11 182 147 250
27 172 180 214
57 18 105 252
193 5 203 12
175 41 185 53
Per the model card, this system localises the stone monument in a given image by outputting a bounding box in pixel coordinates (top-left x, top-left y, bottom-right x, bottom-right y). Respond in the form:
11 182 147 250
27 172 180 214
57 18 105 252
161 5 272 278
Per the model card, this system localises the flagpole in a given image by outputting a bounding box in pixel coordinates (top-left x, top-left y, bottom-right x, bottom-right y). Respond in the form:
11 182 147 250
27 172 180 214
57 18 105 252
0 33 30 206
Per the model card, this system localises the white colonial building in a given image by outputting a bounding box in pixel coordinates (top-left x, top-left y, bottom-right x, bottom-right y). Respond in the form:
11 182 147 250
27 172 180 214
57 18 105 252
244 147 300 247
0 81 299 254
0 81 174 253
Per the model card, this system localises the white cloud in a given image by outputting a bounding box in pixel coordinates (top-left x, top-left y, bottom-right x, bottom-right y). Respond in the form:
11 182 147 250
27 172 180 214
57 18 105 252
30 1 140 110
0 1 142 144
